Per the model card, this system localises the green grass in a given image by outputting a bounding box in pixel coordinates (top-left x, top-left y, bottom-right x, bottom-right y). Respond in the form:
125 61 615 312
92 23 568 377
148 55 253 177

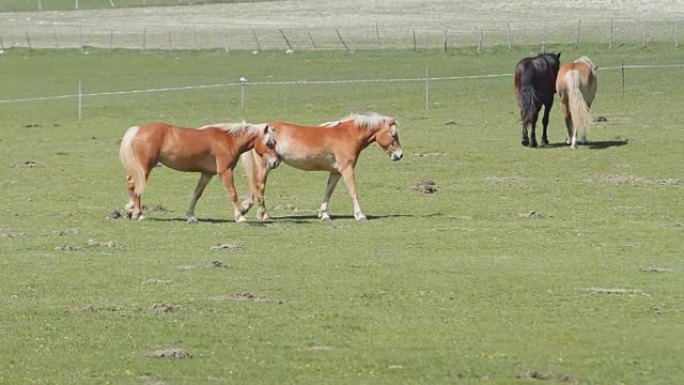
1 45 683 385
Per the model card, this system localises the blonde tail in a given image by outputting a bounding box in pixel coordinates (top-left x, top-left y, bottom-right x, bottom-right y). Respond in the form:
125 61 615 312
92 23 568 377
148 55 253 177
119 126 145 196
566 71 591 144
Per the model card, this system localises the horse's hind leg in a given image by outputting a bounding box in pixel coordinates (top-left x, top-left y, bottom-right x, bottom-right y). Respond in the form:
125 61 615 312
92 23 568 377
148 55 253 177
529 116 539 148
319 171 342 221
540 103 552 146
124 175 136 218
186 173 213 224
126 172 148 220
521 124 530 147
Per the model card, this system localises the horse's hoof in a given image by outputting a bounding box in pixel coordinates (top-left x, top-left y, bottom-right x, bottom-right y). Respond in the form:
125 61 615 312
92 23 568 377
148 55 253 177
187 216 198 224
320 213 331 221
235 216 247 223
521 139 530 147
529 142 538 148
239 204 252 215
355 214 368 221
137 215 145 221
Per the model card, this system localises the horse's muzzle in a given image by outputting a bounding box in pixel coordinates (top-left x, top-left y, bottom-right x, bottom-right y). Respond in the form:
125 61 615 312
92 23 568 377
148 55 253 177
391 149 403 161
267 158 281 169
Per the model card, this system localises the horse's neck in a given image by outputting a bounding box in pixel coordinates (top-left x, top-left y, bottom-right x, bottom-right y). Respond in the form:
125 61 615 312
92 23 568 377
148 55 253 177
346 122 377 148
231 131 259 152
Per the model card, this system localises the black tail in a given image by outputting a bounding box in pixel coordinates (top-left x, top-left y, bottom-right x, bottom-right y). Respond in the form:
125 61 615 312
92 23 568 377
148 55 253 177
518 62 538 125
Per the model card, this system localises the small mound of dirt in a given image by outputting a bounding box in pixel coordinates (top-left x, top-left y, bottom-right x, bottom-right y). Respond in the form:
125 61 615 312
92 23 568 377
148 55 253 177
211 291 281 303
593 115 608 122
146 348 192 359
211 243 244 251
517 368 576 383
207 260 231 268
151 303 175 313
55 244 81 251
518 211 544 218
87 239 120 248
640 267 675 273
412 179 437 194
12 160 46 168
69 305 96 313
107 210 122 219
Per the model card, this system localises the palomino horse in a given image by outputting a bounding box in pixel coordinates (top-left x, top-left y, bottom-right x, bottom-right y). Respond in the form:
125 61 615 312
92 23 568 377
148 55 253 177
119 121 280 223
514 52 562 147
556 56 598 149
239 112 403 221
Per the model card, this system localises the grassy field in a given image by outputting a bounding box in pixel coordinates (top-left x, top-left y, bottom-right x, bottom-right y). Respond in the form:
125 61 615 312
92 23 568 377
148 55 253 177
0 44 682 385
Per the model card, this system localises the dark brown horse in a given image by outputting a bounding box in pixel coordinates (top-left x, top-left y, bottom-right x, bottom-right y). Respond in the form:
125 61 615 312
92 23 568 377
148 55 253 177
514 52 561 147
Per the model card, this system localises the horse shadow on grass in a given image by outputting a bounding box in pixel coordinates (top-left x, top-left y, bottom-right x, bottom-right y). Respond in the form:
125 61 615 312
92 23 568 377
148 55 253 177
145 213 417 224
539 139 629 150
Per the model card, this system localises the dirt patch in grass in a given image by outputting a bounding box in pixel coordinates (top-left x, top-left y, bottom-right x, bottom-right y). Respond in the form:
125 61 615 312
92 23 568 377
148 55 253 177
146 348 192 359
485 175 528 186
584 287 647 295
151 303 175 313
211 291 281 304
11 160 46 168
211 243 244 251
641 267 675 273
0 228 29 238
518 211 545 218
517 368 577 383
586 174 680 186
412 179 437 194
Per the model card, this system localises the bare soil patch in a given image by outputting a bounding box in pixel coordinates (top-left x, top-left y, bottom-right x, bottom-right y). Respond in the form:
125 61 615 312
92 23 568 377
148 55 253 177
146 348 192 359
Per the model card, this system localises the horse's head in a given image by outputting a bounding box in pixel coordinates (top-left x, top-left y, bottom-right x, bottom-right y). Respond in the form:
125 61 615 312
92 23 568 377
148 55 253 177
543 51 562 75
376 118 403 162
252 124 280 169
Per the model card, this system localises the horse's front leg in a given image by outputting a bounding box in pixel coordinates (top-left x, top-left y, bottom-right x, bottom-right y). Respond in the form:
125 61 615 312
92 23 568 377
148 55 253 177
540 102 553 146
319 171 341 221
340 166 366 221
219 168 246 223
255 167 271 221
186 173 213 223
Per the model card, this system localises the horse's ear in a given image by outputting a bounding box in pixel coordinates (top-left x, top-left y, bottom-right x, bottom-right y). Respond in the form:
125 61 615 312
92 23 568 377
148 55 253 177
557 52 562 60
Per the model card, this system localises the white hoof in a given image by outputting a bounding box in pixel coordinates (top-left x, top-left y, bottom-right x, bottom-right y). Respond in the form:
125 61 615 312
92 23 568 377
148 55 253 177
187 216 198 224
235 216 247 223
319 213 331 221
355 213 368 221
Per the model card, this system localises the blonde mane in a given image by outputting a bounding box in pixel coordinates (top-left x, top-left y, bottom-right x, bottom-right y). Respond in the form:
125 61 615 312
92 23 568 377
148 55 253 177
320 112 394 130
198 121 264 135
575 56 597 74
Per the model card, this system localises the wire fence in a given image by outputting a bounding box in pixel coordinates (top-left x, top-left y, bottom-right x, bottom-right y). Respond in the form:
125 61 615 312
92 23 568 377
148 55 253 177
0 18 681 52
2 63 683 119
